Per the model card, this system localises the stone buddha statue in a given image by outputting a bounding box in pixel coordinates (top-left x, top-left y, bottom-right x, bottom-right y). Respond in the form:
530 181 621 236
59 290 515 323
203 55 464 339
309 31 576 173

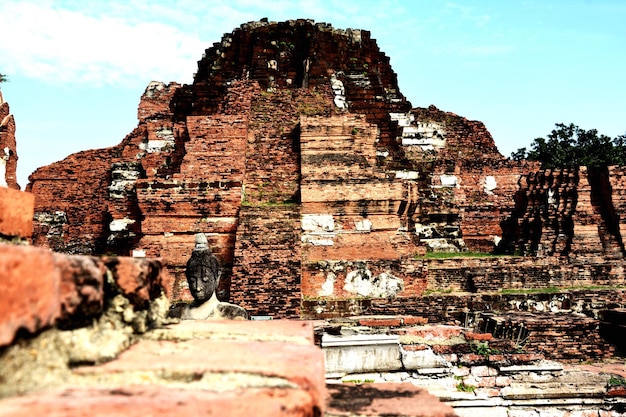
185 232 220 304
181 233 247 320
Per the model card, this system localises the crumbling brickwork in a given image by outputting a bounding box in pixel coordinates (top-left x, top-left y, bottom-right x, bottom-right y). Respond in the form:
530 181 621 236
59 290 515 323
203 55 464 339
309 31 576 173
230 206 302 318
0 91 19 190
25 19 626 318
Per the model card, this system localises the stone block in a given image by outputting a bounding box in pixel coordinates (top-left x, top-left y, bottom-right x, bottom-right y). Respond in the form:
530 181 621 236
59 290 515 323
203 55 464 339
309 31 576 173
358 317 402 327
103 256 171 305
0 245 60 346
402 316 428 326
0 386 317 417
75 334 326 412
0 188 34 238
401 346 449 370
145 319 315 345
53 253 106 327
322 334 402 374
470 366 498 377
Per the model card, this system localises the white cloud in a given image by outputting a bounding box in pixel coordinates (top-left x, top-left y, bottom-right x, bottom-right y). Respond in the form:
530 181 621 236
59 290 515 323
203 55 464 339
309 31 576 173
0 1 207 85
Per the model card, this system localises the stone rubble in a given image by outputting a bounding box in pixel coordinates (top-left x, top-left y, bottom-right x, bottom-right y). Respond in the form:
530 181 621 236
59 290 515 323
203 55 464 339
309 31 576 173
316 316 626 416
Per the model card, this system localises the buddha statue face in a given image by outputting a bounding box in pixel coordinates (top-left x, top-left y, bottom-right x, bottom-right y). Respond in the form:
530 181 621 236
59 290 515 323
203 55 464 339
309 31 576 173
187 263 218 303
185 233 220 304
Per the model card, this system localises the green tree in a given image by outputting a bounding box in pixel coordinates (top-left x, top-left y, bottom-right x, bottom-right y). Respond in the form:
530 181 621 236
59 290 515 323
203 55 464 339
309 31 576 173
613 133 626 166
515 123 624 169
510 147 528 161
0 73 6 83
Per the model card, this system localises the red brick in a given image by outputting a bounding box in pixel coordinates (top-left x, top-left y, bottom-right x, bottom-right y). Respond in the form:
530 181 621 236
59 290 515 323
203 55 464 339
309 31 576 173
103 256 170 304
358 317 402 327
607 387 626 397
74 336 326 411
0 188 34 238
0 245 60 346
402 325 464 340
464 332 493 341
402 316 428 326
0 386 318 417
53 253 105 326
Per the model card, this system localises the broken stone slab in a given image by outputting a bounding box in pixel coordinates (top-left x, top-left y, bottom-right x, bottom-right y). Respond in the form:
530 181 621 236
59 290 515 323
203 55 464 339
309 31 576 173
400 345 450 370
500 383 607 400
416 367 451 375
145 319 314 345
322 334 402 374
498 360 563 373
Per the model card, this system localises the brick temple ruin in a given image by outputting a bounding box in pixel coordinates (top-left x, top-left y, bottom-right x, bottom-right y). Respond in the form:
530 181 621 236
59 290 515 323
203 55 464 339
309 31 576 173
24 19 626 319
3 18 626 417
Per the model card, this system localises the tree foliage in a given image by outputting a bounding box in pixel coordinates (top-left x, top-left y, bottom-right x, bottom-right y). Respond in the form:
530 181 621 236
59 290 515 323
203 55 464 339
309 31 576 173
0 73 6 83
511 123 626 168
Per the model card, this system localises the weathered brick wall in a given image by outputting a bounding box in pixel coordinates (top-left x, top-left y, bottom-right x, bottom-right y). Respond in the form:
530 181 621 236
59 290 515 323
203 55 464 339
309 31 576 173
230 206 302 318
300 114 427 300
27 148 117 254
135 107 252 299
400 105 542 254
188 19 410 156
482 311 616 361
425 256 626 293
23 19 626 321
244 87 330 205
304 289 626 362
609 166 626 248
302 286 626 321
501 166 626 262
27 21 414 306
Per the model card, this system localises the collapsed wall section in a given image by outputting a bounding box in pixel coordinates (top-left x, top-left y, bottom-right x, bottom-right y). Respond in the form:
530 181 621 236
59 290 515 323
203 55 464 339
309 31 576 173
502 166 626 262
0 91 18 190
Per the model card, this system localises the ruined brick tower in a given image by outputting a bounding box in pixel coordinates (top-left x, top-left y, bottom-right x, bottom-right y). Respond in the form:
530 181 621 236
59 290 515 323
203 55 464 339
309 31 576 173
28 20 531 317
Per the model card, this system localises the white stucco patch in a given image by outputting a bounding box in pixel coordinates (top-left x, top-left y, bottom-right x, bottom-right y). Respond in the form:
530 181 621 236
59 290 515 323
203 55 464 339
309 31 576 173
401 122 446 149
355 219 372 232
302 214 334 232
109 218 136 232
389 112 415 127
109 164 142 199
343 268 404 298
440 175 458 187
484 176 497 194
320 272 336 296
395 171 419 180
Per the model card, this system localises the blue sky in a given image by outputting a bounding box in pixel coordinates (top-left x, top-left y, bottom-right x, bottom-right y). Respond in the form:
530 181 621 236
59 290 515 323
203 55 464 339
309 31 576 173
0 0 624 188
